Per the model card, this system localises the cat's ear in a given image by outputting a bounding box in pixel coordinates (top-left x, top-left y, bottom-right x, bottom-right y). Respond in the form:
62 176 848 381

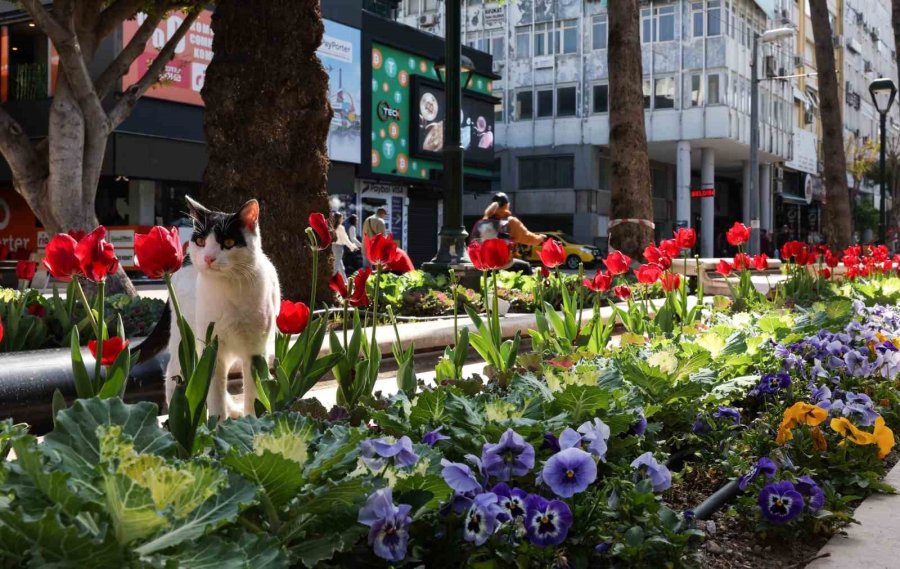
238 199 260 231
185 196 210 220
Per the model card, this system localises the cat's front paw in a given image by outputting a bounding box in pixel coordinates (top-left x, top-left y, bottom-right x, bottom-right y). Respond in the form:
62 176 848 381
226 395 244 419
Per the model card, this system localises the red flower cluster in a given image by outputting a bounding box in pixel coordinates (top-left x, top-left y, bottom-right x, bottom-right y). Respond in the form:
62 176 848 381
15 260 36 281
43 227 120 283
330 268 371 307
841 244 898 280
583 270 612 292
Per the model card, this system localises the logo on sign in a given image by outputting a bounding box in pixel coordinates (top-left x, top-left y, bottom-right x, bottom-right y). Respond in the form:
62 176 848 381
191 62 206 92
691 188 715 198
377 101 401 121
319 35 354 63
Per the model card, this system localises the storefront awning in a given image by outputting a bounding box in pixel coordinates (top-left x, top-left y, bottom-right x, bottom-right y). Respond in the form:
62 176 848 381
781 194 810 206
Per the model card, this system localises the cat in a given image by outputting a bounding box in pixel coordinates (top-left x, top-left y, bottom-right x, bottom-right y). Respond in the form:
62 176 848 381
161 196 281 419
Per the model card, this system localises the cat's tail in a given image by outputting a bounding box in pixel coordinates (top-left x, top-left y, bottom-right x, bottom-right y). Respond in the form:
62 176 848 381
134 300 171 364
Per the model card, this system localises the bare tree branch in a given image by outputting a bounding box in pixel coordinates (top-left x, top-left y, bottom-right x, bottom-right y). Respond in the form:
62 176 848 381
96 0 147 40
94 2 166 99
107 8 201 129
21 0 108 131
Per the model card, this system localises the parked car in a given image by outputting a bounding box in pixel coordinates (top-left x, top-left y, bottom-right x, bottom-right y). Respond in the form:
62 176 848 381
521 231 601 269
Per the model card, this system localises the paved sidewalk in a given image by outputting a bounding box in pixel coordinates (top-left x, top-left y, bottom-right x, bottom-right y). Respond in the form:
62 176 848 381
806 461 900 568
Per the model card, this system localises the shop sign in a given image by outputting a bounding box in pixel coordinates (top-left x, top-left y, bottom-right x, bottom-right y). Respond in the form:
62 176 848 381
318 20 362 164
365 183 407 196
483 5 506 27
0 192 39 254
691 188 715 198
785 128 819 175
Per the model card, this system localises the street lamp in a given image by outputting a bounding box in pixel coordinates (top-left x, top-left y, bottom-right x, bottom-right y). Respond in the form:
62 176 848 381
750 26 794 255
869 77 897 245
434 54 475 89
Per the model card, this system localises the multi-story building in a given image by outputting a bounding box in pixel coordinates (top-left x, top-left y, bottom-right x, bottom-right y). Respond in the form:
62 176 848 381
401 0 795 256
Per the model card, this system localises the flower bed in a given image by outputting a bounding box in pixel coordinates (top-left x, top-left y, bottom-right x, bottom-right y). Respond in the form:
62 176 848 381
2 220 900 567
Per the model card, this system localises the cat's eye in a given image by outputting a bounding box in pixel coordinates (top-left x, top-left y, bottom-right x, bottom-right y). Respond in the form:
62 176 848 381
195 237 206 247
223 238 236 249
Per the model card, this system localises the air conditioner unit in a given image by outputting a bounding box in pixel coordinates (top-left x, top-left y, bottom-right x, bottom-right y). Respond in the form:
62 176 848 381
778 67 788 78
793 55 804 68
765 55 777 77
492 60 504 73
856 12 865 25
864 60 873 72
419 14 436 27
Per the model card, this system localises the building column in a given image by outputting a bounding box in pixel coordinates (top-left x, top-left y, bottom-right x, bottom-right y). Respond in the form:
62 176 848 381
742 161 752 227
676 141 691 229
760 163 772 235
128 179 157 225
701 148 715 257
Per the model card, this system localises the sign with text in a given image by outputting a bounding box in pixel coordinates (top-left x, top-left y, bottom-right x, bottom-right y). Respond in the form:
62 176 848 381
122 9 214 106
691 188 715 198
317 20 362 164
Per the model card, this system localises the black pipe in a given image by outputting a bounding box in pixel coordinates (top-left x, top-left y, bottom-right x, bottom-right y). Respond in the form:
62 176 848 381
677 479 742 534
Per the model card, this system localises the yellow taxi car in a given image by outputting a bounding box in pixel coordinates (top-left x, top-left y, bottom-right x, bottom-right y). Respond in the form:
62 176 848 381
521 231 602 270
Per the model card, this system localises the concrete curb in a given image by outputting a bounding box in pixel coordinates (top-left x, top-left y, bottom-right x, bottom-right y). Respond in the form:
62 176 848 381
805 460 900 568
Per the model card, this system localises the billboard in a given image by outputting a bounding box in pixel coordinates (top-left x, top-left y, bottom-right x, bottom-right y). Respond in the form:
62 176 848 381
318 20 362 164
410 76 495 167
122 9 214 106
370 42 495 181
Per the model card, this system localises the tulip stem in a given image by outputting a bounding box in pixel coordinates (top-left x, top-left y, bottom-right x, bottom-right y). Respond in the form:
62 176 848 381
309 249 318 318
369 265 381 375
73 278 99 340
93 281 106 393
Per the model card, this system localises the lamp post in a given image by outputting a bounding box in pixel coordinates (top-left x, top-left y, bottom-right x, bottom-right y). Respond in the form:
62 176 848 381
750 27 794 255
868 77 897 245
425 0 472 269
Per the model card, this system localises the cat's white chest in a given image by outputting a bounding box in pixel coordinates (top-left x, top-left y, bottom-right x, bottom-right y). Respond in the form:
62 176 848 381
194 267 277 355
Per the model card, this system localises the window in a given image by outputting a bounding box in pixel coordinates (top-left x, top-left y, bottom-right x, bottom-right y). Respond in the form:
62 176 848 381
516 27 531 58
692 2 704 37
691 74 702 106
557 86 576 116
708 0 721 36
519 156 575 189
515 91 533 120
592 15 608 50
424 0 438 11
707 73 721 104
592 84 609 113
537 89 554 117
494 92 504 122
557 20 578 54
641 8 652 43
534 22 554 56
643 79 652 108
657 6 675 41
655 77 675 109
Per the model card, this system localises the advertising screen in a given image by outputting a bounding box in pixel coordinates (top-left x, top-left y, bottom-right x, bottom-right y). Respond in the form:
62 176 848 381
317 20 362 164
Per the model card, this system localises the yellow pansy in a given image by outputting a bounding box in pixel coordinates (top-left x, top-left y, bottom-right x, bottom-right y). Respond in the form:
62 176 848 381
830 417 876 446
811 427 828 451
873 417 896 459
776 402 829 446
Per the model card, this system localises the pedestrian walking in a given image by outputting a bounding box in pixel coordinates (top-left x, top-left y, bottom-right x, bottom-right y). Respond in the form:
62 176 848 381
471 192 545 275
331 212 358 279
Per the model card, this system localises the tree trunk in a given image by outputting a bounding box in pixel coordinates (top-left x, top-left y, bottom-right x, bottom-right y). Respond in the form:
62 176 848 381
607 0 654 259
200 0 333 303
809 0 852 248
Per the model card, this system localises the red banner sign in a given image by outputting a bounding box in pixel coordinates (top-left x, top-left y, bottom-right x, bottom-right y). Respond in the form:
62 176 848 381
691 188 715 198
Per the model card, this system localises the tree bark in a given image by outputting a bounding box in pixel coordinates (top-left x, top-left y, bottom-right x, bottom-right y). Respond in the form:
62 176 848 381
200 0 333 304
607 0 654 259
809 0 852 248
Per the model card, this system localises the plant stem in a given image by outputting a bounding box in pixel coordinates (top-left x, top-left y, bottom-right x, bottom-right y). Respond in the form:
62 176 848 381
310 249 318 315
370 265 381 367
492 269 501 351
73 278 99 339
93 281 106 392
343 300 349 351
259 493 282 532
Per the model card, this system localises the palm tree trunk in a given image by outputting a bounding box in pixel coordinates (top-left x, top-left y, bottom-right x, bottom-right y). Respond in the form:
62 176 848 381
200 0 333 303
809 0 852 248
607 0 654 259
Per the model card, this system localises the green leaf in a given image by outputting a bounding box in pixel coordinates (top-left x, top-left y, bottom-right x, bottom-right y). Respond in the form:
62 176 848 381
292 527 367 568
549 385 610 423
394 473 451 513
50 389 66 428
223 449 303 508
299 477 372 515
97 345 131 399
409 389 447 429
304 425 366 484
188 339 219 424
11 436 89 516
70 328 94 398
102 471 169 544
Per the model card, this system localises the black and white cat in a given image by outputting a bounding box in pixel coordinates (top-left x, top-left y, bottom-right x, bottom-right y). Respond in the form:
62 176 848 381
163 196 281 419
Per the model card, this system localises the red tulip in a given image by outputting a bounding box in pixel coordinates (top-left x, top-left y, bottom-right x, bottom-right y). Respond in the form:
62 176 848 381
15 260 36 281
308 213 332 251
75 226 119 282
636 263 663 284
613 285 632 300
365 233 400 267
643 245 667 266
67 229 87 241
134 226 183 278
276 300 311 335
795 247 811 266
27 303 45 318
752 253 769 271
660 272 680 292
716 259 733 276
350 268 371 307
387 248 415 273
820 268 832 280
733 253 751 271
540 267 551 279
468 238 512 271
42 233 81 282
330 272 349 298
0 316 3 345
725 222 750 246
659 239 681 259
824 250 840 268
88 336 129 366
538 238 566 269
583 270 612 292
604 251 631 276
674 227 696 249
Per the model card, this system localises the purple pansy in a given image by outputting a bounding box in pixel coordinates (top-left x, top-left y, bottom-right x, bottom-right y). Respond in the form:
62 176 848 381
713 406 741 425
492 483 528 519
482 429 536 481
440 459 482 493
832 392 879 427
631 452 672 492
542 447 598 498
628 410 648 436
558 428 582 450
753 373 792 397
738 457 777 491
524 494 573 547
795 475 825 512
542 432 561 452
758 480 804 524
463 492 506 545
423 426 450 447
595 542 612 554
361 436 419 470
358 488 413 562
844 350 873 377
577 418 611 461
